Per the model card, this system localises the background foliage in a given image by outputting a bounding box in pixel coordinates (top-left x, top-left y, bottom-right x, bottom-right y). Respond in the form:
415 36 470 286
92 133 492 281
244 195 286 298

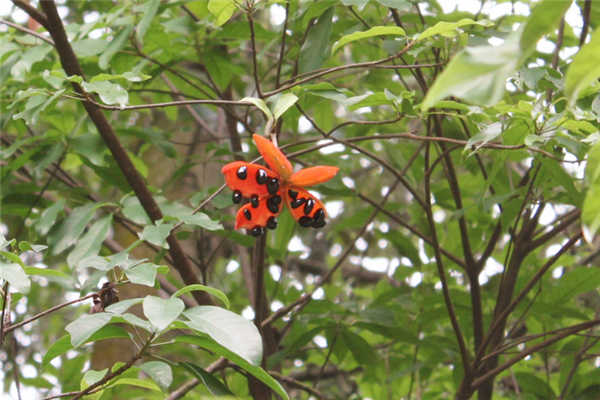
1 0 600 399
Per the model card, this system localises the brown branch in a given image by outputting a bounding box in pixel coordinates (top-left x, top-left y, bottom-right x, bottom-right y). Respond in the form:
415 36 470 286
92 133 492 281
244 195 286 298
247 5 262 98
471 320 600 390
579 0 591 46
0 18 54 44
69 334 154 400
270 371 330 399
423 141 472 383
33 0 212 305
264 40 416 97
12 0 50 30
474 232 582 366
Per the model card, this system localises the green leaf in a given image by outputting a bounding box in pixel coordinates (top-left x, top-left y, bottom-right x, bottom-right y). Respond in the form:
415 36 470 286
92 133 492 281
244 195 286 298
272 93 299 120
0 262 30 293
179 213 223 231
52 204 97 255
332 26 406 54
171 284 230 309
66 313 113 347
180 362 234 396
124 263 158 287
418 18 489 41
520 0 571 55
98 25 133 70
141 361 172 390
143 295 184 331
82 80 129 108
43 325 129 366
298 7 333 74
514 372 556 398
136 0 160 44
105 298 143 314
208 0 236 26
108 377 162 392
566 31 600 106
72 39 109 58
138 222 175 249
176 335 288 400
67 215 113 268
548 267 600 305
241 97 273 120
182 306 262 365
583 183 600 242
422 34 520 110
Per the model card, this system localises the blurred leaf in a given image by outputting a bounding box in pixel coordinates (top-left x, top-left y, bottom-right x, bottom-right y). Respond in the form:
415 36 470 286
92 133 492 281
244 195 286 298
67 214 113 268
125 262 158 286
143 295 184 331
140 361 172 390
136 0 160 44
82 80 129 107
180 362 234 396
299 7 333 74
418 18 490 41
332 26 406 54
566 31 600 106
182 306 262 365
0 261 30 293
99 26 133 70
208 0 236 26
66 313 113 347
176 335 288 400
172 284 230 309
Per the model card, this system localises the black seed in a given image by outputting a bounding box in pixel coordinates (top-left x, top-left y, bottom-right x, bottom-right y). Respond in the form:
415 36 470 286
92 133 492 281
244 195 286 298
250 195 259 208
304 199 315 215
291 197 305 209
232 190 242 204
266 217 277 230
298 216 313 227
288 189 298 199
249 226 263 236
236 165 247 179
267 195 281 213
312 209 325 228
256 169 268 184
243 209 252 220
267 178 279 195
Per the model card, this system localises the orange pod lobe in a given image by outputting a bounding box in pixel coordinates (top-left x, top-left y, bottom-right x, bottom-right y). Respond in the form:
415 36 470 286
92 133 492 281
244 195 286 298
253 134 293 180
288 166 339 187
222 161 280 199
235 194 283 233
283 187 328 229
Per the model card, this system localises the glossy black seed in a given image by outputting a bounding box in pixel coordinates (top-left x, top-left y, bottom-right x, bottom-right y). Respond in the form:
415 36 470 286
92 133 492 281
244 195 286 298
236 165 247 179
243 209 252 220
267 178 279 195
232 190 242 204
304 199 315 215
249 226 263 236
298 216 313 227
291 197 305 209
266 217 277 230
288 189 298 199
267 195 281 213
250 195 259 208
312 209 325 228
256 169 268 184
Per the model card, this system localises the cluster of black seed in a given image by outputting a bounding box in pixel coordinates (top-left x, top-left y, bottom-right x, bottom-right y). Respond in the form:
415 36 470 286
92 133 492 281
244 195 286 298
288 189 326 228
233 165 281 236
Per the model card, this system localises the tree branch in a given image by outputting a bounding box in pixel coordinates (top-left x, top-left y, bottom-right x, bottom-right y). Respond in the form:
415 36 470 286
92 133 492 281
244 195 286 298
34 0 212 305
